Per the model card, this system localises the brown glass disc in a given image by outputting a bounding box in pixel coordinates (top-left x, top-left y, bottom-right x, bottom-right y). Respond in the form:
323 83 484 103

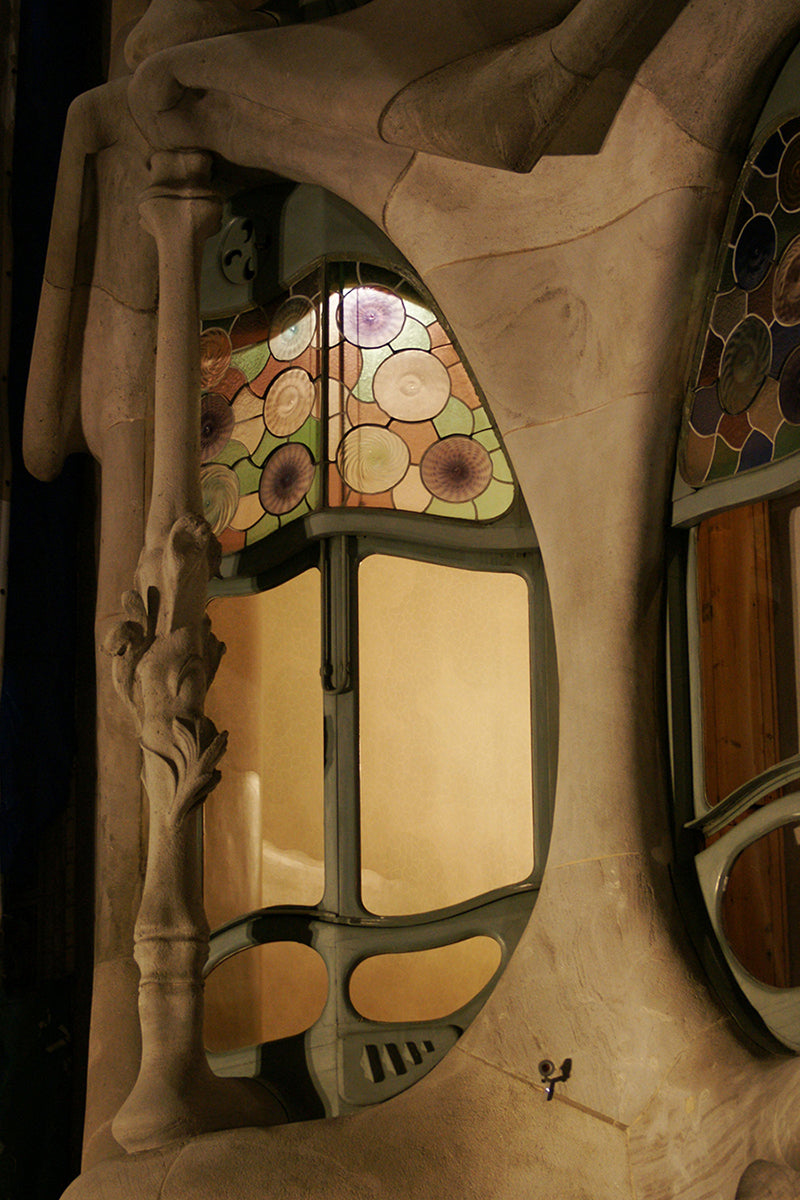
718 317 772 414
201 393 235 461
200 327 233 390
774 235 800 325
259 443 315 514
263 368 315 437
778 133 800 212
201 463 240 535
420 436 493 502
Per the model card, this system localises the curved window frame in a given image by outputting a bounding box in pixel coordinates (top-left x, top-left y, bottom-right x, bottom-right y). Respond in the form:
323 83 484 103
669 41 800 1054
199 187 559 1118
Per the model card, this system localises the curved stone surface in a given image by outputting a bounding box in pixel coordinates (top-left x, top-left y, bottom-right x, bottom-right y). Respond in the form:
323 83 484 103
736 1160 800 1199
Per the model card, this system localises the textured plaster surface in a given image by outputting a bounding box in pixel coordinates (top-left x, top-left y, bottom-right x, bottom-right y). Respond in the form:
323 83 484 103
395 182 720 434
64 1051 634 1200
26 0 800 1196
384 79 722 270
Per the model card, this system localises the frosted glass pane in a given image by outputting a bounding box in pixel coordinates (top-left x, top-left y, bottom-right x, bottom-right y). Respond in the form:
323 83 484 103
204 571 324 928
205 943 328 1050
349 938 502 1022
359 557 533 914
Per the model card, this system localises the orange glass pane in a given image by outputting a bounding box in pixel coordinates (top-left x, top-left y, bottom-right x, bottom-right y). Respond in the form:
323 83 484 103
349 938 502 1023
204 571 324 928
359 556 533 914
205 942 328 1051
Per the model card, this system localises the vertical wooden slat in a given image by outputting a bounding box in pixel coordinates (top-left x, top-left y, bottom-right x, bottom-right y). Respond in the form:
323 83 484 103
697 501 788 987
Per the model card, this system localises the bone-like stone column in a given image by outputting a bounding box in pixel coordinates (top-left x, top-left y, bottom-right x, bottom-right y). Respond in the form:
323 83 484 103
104 149 285 1152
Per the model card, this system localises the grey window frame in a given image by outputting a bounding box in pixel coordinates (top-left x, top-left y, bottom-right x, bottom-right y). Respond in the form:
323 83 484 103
204 498 558 1118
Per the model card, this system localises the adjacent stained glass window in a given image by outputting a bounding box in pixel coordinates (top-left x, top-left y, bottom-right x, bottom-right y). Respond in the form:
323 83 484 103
670 47 800 1052
681 118 800 487
200 265 516 554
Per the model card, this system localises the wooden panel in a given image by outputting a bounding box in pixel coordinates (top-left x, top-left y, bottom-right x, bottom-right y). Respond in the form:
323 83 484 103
697 502 788 986
697 501 779 803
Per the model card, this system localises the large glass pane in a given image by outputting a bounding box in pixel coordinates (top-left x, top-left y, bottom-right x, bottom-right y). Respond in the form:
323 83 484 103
359 556 533 914
204 569 325 929
349 938 502 1022
205 943 328 1050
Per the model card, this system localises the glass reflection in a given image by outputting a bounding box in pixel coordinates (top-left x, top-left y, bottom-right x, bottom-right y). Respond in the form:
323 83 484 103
349 938 502 1022
203 570 325 929
359 556 533 914
205 943 328 1051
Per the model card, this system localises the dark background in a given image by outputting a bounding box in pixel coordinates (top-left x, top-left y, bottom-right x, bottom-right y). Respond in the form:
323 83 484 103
0 0 103 1194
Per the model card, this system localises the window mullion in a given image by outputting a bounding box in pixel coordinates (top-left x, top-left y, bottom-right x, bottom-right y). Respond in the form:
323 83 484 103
321 534 363 918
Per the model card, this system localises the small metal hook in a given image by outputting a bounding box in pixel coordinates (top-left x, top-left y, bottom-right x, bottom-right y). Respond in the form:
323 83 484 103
538 1057 572 1100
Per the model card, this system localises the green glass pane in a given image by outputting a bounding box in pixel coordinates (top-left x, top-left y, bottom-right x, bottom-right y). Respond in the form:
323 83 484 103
473 427 500 452
353 346 392 403
211 438 249 468
251 428 284 468
231 341 271 383
245 509 280 544
234 457 264 495
474 477 515 520
402 297 437 326
425 496 477 520
774 422 800 460
288 415 322 456
490 448 514 483
390 317 431 352
471 407 493 434
278 503 307 529
433 396 474 437
705 436 740 483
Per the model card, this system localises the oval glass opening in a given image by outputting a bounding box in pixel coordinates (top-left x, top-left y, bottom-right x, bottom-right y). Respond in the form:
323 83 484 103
205 942 328 1051
348 937 502 1023
722 820 800 988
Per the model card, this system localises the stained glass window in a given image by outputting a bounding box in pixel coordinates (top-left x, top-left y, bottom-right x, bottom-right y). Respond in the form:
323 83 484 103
200 265 516 555
670 45 800 1053
198 212 555 1120
681 117 800 488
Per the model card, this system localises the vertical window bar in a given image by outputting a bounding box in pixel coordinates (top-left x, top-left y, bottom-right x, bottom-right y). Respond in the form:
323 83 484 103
321 534 363 917
322 535 350 694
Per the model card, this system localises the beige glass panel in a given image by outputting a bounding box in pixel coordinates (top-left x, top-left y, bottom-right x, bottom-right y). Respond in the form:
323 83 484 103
205 943 328 1050
204 570 324 930
359 556 533 915
349 938 502 1022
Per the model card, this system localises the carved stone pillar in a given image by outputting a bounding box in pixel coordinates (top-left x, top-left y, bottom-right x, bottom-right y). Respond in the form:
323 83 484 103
105 150 285 1153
